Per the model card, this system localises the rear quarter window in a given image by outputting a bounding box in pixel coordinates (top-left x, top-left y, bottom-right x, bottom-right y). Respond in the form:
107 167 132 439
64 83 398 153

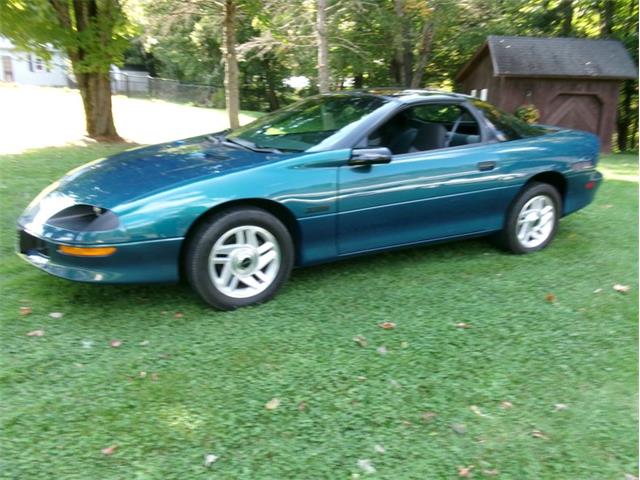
472 100 546 141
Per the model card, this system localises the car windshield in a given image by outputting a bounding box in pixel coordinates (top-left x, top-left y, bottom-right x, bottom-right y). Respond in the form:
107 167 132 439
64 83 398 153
226 94 387 152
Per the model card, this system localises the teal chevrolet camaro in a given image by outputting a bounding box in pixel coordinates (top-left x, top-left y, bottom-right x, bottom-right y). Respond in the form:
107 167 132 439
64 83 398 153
17 89 602 309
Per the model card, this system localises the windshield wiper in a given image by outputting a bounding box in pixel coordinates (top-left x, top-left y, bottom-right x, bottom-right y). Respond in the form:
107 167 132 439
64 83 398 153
223 136 282 154
206 133 249 150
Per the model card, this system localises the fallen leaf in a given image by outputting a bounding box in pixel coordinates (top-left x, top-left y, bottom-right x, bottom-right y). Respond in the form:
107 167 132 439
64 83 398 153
483 468 499 476
389 379 401 388
455 322 471 329
545 293 556 303
265 398 280 410
458 465 474 477
451 423 467 435
139 371 147 378
378 321 396 330
554 403 568 411
26 329 44 337
500 401 513 409
613 284 630 294
373 444 385 454
401 420 413 427
110 339 123 348
593 288 603 294
531 430 547 439
470 405 489 417
19 306 33 316
624 474 639 480
357 459 376 474
356 375 367 381
101 445 117 455
400 341 409 348
49 312 64 319
151 373 159 382
376 345 388 355
298 401 307 411
81 340 93 349
203 453 218 467
353 335 368 347
421 411 437 422
139 340 149 346
174 312 184 318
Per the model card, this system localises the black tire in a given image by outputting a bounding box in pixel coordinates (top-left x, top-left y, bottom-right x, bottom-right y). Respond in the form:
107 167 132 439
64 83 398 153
498 182 562 254
185 207 294 310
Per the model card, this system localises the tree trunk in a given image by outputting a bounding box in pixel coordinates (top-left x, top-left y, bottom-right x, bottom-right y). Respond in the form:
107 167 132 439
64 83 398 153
223 0 240 129
353 73 364 89
316 0 330 93
263 56 279 111
392 0 407 87
75 71 120 140
599 0 614 37
411 22 434 88
616 80 633 151
49 0 121 141
559 0 574 36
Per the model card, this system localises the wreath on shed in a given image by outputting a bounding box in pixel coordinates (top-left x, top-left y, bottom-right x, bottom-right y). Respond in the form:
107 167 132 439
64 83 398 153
514 104 540 124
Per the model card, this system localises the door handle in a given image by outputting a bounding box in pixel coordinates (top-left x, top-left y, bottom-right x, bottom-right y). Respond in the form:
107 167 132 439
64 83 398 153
477 161 496 171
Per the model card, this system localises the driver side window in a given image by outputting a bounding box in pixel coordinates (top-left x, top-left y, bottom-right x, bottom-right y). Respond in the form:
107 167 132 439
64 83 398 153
368 103 481 155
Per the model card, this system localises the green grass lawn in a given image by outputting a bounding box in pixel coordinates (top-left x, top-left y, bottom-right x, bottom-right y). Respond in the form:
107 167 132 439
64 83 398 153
1 146 637 479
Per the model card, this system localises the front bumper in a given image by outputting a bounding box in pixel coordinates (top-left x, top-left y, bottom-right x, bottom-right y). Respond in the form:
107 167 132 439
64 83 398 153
16 229 183 284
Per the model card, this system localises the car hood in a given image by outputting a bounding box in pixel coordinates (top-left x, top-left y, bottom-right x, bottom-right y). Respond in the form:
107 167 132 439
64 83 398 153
48 135 285 210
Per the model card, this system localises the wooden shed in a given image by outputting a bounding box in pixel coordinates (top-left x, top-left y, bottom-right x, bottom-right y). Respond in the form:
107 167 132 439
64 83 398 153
456 36 637 151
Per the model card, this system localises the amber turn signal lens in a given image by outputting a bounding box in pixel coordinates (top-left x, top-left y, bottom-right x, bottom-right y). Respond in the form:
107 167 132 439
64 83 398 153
58 245 117 257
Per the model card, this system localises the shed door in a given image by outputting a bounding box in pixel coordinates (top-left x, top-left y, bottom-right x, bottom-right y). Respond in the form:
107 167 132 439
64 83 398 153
547 93 602 134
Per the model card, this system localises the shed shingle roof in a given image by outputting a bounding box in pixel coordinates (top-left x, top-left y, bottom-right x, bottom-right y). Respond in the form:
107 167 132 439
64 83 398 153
458 35 637 81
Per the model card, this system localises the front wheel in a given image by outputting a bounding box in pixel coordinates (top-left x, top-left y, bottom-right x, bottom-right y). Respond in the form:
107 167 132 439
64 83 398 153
499 182 561 254
185 208 294 310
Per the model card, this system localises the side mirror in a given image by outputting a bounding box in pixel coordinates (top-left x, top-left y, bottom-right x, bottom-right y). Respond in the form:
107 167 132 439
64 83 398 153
349 147 392 166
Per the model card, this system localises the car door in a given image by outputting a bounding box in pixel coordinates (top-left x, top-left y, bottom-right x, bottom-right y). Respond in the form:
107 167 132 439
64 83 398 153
336 102 516 255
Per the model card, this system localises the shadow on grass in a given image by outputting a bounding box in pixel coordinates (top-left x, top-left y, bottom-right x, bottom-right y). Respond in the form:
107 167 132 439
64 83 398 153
21 234 503 312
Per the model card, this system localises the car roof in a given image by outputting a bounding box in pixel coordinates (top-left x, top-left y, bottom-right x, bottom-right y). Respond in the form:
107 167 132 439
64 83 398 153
324 88 473 104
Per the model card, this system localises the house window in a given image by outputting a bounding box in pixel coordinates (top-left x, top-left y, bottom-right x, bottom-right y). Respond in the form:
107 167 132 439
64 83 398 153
480 88 488 101
35 58 44 71
28 54 34 72
470 89 477 97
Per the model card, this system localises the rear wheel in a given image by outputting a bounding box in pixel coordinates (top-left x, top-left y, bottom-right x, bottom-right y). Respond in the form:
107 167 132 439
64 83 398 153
185 208 294 309
499 182 561 254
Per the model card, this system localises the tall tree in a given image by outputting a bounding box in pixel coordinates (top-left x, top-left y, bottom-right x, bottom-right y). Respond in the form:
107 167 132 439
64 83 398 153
599 0 614 37
558 0 574 36
316 0 329 93
142 0 245 125
223 0 240 127
1 0 132 140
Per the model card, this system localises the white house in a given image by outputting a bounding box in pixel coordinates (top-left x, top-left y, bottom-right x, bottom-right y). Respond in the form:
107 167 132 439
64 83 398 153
0 36 69 87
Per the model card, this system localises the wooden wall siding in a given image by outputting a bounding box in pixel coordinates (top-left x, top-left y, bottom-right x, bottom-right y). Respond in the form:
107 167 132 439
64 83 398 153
502 77 620 152
459 53 621 152
458 53 499 101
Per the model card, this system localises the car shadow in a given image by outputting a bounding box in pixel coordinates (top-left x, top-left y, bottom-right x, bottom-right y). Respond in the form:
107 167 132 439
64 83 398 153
51 234 500 311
